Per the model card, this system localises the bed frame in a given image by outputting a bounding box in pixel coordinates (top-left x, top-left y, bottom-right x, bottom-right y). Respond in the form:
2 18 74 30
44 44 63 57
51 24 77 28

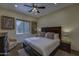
41 27 61 42
23 27 62 56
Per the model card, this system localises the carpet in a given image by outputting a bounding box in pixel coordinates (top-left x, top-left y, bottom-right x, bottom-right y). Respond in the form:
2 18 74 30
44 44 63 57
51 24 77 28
18 48 75 56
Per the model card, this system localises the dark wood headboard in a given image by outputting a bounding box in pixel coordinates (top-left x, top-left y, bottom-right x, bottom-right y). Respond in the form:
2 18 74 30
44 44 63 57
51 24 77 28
41 27 61 41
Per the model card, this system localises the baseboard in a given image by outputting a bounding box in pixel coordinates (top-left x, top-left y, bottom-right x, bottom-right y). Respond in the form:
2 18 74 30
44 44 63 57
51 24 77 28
71 49 79 55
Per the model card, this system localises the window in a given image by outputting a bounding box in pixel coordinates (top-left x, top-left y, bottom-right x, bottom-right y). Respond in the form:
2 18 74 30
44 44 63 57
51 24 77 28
16 19 30 34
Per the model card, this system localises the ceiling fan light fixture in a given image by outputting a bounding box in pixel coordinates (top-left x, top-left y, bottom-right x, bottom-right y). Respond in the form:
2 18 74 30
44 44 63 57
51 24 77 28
32 8 37 12
14 4 18 8
24 3 45 13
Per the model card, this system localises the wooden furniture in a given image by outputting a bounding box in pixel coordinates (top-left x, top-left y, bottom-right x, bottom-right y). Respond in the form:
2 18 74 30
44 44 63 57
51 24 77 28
42 27 61 41
59 36 71 53
0 33 8 56
23 43 41 56
59 41 71 53
23 27 62 56
41 27 62 55
23 43 59 56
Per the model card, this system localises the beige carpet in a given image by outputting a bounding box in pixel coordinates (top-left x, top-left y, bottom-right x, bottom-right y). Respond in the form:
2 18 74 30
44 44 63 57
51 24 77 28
18 48 75 56
55 50 75 56
18 49 29 56
8 43 23 56
8 43 76 56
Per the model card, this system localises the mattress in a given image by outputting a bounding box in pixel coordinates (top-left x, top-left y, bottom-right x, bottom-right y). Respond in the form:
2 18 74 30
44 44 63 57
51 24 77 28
24 37 60 56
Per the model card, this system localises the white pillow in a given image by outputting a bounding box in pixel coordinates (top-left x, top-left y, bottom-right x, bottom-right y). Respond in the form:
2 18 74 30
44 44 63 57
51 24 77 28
45 32 54 39
54 33 59 39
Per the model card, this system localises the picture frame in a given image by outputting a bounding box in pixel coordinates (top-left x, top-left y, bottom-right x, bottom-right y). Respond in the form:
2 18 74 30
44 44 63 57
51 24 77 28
1 16 15 30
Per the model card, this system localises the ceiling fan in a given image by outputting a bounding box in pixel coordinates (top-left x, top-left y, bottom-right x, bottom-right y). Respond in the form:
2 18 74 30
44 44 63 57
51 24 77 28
24 3 45 13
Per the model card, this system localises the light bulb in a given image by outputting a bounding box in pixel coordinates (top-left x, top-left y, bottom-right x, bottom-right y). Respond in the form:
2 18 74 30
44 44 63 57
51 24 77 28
32 8 37 12
14 4 18 8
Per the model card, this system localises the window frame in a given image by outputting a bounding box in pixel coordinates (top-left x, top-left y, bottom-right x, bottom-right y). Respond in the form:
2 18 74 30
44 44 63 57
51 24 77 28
16 19 31 34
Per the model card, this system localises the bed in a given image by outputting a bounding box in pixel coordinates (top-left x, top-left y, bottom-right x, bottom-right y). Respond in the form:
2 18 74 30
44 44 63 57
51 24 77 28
23 27 61 56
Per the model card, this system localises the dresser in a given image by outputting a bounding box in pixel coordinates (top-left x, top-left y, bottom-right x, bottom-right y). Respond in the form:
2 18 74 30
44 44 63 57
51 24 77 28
0 32 8 56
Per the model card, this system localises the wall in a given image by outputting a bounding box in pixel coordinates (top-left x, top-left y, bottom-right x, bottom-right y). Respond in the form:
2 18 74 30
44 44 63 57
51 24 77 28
0 7 37 42
37 4 79 51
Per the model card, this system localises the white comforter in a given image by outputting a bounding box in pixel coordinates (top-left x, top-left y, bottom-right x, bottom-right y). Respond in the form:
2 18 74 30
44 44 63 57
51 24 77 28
24 37 60 56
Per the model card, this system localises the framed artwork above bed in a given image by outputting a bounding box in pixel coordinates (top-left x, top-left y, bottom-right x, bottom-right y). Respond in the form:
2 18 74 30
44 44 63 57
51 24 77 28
1 16 15 30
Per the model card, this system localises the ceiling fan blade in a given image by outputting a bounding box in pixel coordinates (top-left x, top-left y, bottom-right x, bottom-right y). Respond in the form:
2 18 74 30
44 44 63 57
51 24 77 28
37 6 45 9
24 5 32 7
28 9 33 12
37 10 40 13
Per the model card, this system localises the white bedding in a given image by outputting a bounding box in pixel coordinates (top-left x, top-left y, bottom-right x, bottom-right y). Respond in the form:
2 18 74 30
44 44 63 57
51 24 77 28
24 37 60 56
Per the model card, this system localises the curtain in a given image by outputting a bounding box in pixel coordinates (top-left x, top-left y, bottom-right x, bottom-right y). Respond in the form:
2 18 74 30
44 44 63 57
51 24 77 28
31 21 37 34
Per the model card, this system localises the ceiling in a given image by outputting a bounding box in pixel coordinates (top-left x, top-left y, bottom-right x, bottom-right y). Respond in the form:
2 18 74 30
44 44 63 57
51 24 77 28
0 3 73 18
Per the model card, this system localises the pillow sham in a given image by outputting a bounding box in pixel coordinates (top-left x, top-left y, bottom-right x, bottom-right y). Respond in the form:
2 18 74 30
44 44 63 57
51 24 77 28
54 33 59 39
45 32 54 39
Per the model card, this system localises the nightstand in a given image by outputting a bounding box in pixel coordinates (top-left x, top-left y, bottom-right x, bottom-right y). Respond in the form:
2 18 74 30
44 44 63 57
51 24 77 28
59 37 71 53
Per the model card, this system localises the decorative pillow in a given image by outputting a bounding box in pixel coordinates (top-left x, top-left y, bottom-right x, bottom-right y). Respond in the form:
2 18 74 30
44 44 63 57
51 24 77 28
45 32 54 39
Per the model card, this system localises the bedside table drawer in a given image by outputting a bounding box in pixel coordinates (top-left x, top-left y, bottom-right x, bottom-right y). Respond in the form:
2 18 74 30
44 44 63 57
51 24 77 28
59 42 71 53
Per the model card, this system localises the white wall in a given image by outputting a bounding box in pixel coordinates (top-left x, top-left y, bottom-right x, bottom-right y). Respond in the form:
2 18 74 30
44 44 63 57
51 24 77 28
37 4 79 51
0 7 37 42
